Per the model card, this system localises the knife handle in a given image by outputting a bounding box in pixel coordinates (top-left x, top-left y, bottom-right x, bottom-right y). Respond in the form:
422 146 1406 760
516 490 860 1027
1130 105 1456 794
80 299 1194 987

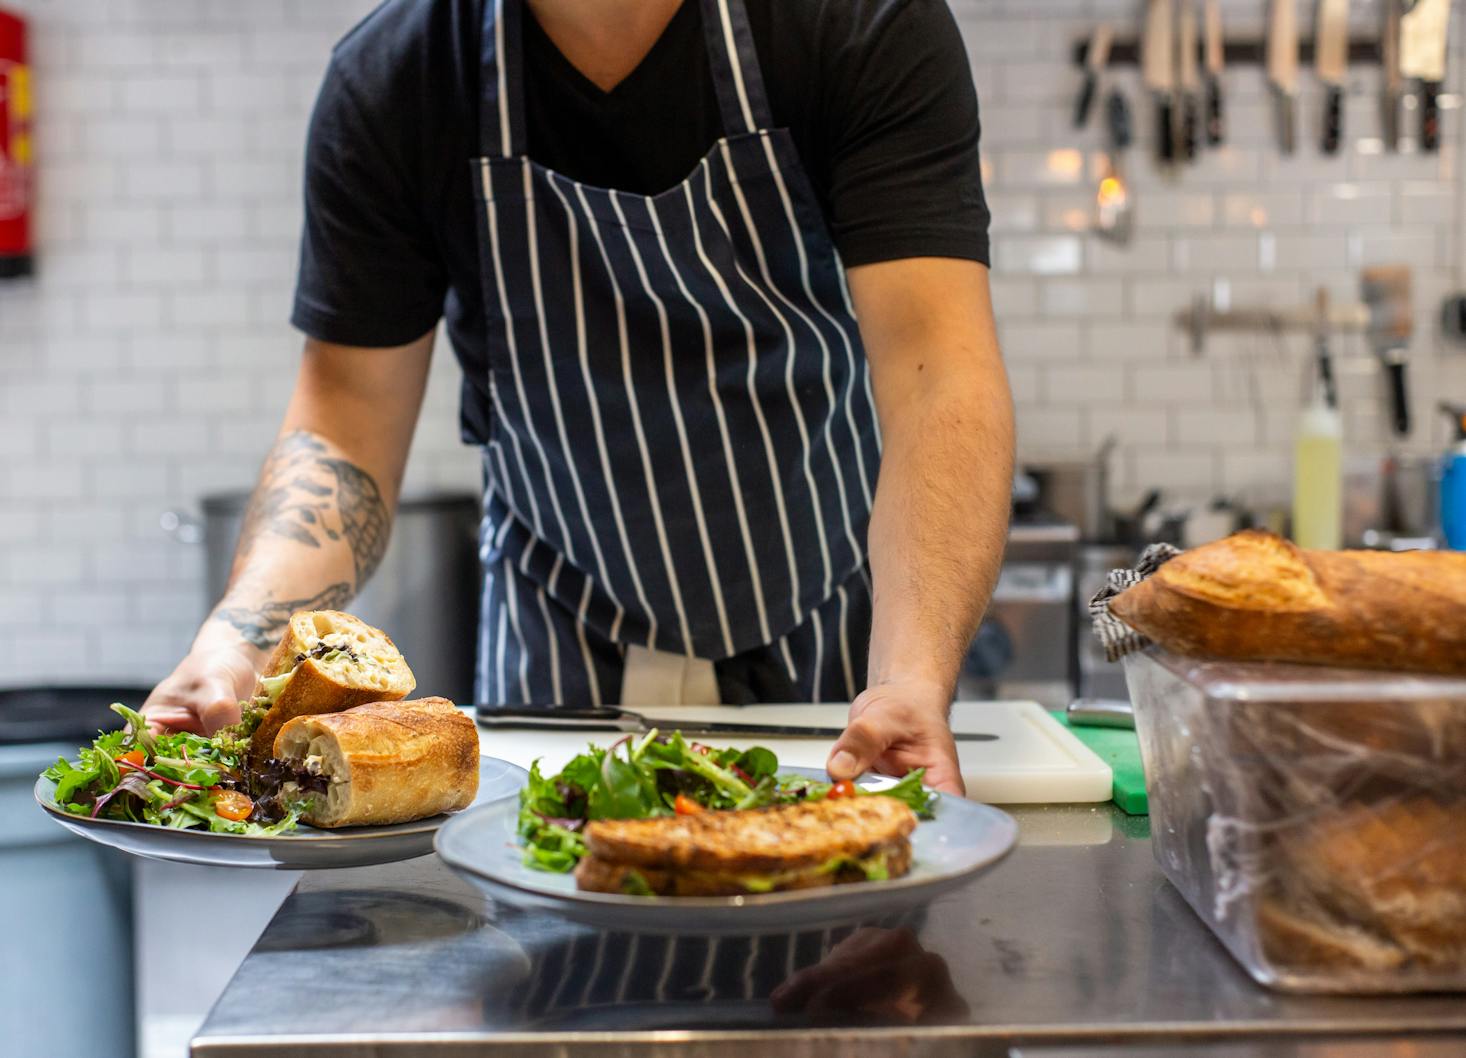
1205 75 1223 145
1422 81 1442 153
1387 359 1411 436
1158 96 1175 163
1181 94 1200 160
1274 91 1296 155
1106 89 1133 151
1073 73 1099 129
1322 85 1343 155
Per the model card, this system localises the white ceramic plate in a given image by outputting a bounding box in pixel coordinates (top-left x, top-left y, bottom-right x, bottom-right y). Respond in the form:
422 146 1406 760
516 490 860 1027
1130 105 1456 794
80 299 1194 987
34 755 525 870
435 767 1019 935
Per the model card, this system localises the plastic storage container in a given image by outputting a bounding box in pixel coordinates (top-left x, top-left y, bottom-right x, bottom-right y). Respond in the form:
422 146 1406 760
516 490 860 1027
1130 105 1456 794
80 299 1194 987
1124 649 1466 993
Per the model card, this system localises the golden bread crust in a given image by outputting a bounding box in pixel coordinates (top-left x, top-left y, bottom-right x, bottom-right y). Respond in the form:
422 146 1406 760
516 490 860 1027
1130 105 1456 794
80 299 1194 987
1110 530 1466 674
582 796 918 873
274 697 478 827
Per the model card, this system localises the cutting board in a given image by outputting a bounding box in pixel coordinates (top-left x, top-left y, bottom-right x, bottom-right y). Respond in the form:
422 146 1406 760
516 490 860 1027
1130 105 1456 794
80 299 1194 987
478 700 1112 805
1050 712 1149 816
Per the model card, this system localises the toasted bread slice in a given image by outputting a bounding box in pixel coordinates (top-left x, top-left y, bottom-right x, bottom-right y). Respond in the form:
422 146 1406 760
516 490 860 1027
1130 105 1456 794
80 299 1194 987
244 610 415 774
575 836 913 896
1255 898 1408 973
273 697 477 828
582 795 918 875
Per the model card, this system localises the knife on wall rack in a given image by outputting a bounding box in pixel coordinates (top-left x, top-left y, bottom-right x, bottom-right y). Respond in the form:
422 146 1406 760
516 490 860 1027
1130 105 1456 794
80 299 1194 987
1267 0 1299 154
1143 0 1177 164
1203 0 1224 145
1178 0 1202 160
1073 23 1114 129
1316 0 1349 154
1382 0 1403 149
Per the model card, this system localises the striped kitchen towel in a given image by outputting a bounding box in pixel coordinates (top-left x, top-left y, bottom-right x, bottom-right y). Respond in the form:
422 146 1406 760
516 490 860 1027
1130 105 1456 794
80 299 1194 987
1088 542 1182 662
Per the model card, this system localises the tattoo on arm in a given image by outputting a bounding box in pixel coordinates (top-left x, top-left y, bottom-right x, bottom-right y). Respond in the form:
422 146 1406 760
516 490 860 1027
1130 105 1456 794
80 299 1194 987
230 430 391 591
214 583 353 651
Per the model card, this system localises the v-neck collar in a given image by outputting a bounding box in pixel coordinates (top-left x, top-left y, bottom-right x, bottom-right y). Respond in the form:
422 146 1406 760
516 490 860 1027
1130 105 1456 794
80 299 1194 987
521 0 697 105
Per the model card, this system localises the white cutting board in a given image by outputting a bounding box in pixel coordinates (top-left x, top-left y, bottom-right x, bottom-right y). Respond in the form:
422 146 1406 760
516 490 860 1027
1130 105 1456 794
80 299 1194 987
478 700 1111 805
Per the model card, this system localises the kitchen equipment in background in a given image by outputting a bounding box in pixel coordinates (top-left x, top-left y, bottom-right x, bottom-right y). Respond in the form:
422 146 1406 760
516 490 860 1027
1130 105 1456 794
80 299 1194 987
1315 0 1348 154
0 7 34 279
1266 0 1299 154
1343 453 1440 549
1294 293 1343 551
1020 439 1116 542
1400 0 1450 152
1094 89 1134 244
1072 23 1113 128
1362 265 1413 437
165 492 480 704
1381 0 1404 148
1203 0 1225 144
1177 0 1201 160
1142 0 1177 164
1065 698 1135 729
1 686 143 1058
973 518 1080 709
1440 404 1466 550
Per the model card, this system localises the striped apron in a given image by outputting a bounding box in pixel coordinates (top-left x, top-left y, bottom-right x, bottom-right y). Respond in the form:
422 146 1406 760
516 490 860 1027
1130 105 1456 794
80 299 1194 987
472 0 881 706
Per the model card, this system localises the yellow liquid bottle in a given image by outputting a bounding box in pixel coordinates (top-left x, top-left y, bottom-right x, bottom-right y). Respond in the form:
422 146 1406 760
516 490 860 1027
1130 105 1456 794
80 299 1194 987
1293 402 1343 550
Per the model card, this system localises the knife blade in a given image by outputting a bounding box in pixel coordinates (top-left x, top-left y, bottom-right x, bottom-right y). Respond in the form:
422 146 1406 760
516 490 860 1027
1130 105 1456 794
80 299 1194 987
1203 0 1224 145
1316 0 1349 155
1177 0 1201 160
1266 0 1299 154
1400 0 1450 151
1073 23 1114 129
1143 0 1177 164
475 705 999 742
1382 0 1403 149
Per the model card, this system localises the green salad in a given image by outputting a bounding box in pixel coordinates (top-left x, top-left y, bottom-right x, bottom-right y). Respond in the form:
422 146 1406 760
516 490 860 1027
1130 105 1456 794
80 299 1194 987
43 704 306 836
518 730 936 872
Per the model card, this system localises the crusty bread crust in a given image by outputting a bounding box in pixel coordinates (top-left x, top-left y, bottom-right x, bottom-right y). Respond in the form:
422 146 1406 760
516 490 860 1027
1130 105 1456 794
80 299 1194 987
274 697 478 827
246 610 415 771
582 796 918 874
575 836 913 896
1110 530 1466 675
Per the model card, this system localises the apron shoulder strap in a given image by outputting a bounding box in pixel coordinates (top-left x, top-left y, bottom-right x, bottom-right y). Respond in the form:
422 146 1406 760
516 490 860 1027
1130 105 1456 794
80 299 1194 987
698 0 775 136
479 0 527 157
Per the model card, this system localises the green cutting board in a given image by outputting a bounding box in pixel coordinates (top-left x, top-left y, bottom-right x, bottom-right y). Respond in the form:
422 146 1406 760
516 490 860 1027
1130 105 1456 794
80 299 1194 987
1049 711 1149 815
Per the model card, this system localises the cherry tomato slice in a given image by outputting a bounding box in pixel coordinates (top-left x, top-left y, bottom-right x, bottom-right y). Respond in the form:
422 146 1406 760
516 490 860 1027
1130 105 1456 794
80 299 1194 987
213 791 255 821
674 794 703 815
115 749 146 769
828 780 858 800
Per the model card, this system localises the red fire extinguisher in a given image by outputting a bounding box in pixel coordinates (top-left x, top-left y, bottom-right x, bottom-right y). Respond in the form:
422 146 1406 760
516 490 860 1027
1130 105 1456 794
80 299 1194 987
0 6 33 279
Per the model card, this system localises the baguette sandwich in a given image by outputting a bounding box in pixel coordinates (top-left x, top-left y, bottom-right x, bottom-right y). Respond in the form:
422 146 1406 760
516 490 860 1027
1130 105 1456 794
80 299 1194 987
260 697 479 827
237 610 416 777
1110 530 1466 675
575 796 917 897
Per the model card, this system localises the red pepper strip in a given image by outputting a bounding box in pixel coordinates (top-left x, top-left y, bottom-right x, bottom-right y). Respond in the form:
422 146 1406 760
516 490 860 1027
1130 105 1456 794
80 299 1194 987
117 759 207 790
730 764 754 785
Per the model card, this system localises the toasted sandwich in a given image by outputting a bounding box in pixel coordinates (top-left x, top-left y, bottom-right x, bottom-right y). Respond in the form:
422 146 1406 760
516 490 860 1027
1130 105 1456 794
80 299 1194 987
262 697 479 828
234 610 415 778
575 795 918 897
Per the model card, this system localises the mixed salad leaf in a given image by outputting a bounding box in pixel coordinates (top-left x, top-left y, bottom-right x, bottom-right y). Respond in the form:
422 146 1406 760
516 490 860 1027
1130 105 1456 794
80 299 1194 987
43 704 306 836
518 730 936 873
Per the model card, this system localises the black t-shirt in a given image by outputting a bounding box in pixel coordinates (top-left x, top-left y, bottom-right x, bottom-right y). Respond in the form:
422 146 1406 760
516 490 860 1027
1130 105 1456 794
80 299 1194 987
291 0 989 432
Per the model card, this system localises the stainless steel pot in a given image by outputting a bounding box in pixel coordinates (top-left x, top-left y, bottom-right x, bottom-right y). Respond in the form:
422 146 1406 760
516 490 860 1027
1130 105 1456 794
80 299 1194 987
164 492 481 704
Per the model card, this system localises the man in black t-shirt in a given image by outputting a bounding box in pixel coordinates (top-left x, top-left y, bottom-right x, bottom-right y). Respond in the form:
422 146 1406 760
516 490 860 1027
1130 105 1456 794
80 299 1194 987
143 0 1013 796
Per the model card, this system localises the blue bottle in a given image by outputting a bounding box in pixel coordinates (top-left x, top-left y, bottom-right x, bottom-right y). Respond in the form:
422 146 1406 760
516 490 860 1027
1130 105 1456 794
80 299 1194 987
1441 404 1466 550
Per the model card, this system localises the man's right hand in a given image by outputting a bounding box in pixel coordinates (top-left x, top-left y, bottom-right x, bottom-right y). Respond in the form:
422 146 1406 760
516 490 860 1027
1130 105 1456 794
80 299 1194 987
141 646 261 735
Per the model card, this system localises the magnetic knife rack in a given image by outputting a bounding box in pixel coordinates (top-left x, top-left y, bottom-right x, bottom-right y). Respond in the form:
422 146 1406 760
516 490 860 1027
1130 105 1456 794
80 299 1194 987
1072 38 1383 66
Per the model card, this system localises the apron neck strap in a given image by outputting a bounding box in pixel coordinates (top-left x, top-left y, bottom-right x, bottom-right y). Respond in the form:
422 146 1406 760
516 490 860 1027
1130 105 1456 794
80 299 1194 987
479 0 774 158
698 0 774 137
479 0 527 157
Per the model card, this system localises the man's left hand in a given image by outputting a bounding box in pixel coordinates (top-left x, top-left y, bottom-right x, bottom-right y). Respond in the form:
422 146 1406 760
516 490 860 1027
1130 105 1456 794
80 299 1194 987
825 678 965 796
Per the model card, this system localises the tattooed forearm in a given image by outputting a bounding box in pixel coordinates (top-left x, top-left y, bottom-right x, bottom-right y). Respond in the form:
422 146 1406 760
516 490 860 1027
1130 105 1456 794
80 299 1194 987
230 430 391 592
214 583 353 651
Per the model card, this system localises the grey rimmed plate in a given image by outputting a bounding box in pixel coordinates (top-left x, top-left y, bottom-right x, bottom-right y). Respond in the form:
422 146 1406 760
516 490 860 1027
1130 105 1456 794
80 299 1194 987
34 755 525 870
435 766 1018 935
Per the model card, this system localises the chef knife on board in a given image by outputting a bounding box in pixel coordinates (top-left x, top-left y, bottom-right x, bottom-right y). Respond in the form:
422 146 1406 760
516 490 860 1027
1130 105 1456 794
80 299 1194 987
1203 0 1225 145
476 704 999 741
1143 0 1177 164
1316 0 1349 154
1401 0 1451 151
1267 0 1299 154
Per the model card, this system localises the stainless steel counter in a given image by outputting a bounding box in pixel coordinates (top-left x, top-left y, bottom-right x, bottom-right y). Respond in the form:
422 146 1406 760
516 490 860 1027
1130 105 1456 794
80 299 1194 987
191 806 1466 1057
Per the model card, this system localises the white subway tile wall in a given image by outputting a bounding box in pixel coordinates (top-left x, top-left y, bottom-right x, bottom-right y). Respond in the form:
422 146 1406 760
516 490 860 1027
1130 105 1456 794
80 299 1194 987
1 0 1465 685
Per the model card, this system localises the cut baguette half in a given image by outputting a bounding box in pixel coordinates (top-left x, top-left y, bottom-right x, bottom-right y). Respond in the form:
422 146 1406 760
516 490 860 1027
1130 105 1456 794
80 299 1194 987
244 610 415 775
